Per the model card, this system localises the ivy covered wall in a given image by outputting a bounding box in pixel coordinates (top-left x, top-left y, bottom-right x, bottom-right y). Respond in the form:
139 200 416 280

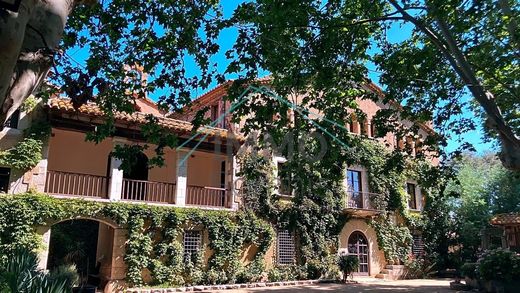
0 193 273 287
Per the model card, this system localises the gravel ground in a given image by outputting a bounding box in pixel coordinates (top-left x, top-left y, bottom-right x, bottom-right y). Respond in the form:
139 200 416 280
218 278 454 293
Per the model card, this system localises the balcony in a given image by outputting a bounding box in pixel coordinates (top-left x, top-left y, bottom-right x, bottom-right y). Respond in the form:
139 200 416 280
44 170 231 208
345 190 382 217
45 170 108 199
44 128 233 209
121 178 176 204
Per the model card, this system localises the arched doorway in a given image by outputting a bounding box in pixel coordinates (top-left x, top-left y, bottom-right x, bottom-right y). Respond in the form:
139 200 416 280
46 219 117 290
348 231 369 275
122 151 149 201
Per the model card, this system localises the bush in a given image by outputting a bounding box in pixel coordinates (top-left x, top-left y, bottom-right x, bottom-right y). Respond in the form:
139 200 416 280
0 248 74 293
305 256 340 280
477 249 520 282
235 259 265 283
460 263 478 279
337 255 359 281
403 257 434 279
267 265 307 282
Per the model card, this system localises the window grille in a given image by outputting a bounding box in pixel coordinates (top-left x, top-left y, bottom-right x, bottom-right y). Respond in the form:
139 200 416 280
183 230 202 262
277 230 295 265
412 234 424 256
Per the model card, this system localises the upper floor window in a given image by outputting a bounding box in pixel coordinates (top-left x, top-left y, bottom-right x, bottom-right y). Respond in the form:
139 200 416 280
277 161 292 196
407 183 417 210
0 167 10 194
346 169 363 208
276 230 296 265
369 121 376 138
210 104 219 123
183 230 202 263
4 109 20 129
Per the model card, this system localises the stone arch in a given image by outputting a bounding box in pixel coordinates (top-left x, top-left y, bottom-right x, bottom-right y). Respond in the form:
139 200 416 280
338 218 386 276
36 215 128 292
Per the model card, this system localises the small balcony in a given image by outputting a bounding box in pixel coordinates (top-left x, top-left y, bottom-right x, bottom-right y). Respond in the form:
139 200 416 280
345 190 382 216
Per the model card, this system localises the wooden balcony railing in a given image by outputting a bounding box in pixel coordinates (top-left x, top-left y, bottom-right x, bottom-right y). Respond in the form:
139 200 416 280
121 178 176 204
45 170 108 198
186 185 227 207
346 191 380 210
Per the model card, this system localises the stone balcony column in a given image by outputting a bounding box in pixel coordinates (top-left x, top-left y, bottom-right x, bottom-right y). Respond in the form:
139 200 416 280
175 150 189 206
108 138 126 201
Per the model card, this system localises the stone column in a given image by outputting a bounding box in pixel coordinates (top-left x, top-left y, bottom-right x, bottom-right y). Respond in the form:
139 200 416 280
105 227 128 293
36 226 51 271
175 150 189 206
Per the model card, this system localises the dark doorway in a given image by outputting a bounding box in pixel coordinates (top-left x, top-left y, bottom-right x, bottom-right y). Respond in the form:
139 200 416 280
0 167 10 193
47 220 100 279
348 231 369 275
122 152 149 201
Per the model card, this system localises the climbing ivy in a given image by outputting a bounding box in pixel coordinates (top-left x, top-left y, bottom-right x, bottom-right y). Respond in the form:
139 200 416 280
0 193 274 287
238 132 438 266
0 121 51 170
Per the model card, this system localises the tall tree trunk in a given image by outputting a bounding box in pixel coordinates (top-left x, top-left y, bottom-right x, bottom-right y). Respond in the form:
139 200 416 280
0 0 79 126
387 0 520 171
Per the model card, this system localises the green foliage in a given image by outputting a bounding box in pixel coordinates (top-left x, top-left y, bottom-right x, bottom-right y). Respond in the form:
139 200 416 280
403 257 434 279
0 121 51 170
337 255 359 280
0 248 73 293
369 216 413 263
460 263 478 279
477 249 520 282
0 193 273 287
267 265 307 282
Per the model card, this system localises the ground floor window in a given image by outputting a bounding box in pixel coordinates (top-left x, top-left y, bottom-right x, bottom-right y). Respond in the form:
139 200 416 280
183 230 202 262
276 230 296 265
0 167 10 193
347 231 369 275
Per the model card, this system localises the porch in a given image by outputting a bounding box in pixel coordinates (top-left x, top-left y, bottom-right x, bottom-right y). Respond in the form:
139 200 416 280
44 128 233 209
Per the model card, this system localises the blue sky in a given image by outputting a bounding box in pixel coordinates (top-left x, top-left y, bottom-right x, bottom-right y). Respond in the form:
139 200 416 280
66 0 494 154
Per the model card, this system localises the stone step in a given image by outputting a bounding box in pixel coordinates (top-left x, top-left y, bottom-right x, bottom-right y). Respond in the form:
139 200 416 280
375 273 390 280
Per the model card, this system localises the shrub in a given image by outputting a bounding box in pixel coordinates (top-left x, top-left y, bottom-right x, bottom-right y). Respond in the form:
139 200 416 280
403 257 435 279
0 248 73 293
337 255 359 281
267 265 307 282
460 263 478 279
477 249 520 282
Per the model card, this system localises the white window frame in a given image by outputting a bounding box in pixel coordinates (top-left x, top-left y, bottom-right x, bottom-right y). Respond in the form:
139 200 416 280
274 156 293 197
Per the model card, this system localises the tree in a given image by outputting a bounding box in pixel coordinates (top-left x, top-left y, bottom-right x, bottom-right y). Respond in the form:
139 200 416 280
1 0 518 170
443 152 520 262
225 0 520 170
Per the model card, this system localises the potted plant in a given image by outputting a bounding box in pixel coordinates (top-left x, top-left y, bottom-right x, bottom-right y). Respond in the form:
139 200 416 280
338 254 359 282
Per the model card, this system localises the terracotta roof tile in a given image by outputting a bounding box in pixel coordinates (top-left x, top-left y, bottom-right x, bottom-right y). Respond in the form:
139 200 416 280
491 213 520 225
46 97 243 141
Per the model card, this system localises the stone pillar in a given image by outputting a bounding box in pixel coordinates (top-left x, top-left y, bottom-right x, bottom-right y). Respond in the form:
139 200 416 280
105 227 128 293
36 226 51 271
175 150 188 206
27 142 49 193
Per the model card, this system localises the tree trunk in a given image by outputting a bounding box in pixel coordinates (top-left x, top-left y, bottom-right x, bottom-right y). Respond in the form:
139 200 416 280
0 0 79 126
387 0 520 171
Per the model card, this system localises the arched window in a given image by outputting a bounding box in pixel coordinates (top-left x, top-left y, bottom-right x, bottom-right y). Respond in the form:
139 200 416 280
348 231 369 275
